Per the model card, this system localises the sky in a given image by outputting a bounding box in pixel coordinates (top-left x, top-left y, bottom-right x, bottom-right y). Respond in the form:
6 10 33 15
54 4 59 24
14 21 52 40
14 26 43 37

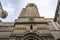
0 0 58 22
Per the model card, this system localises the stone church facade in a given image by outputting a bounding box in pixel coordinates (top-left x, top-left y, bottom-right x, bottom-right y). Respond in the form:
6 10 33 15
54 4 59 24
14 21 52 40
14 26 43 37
0 0 60 40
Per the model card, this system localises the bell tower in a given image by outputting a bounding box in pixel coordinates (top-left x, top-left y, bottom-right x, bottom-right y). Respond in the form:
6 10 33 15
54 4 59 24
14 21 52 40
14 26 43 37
19 3 40 18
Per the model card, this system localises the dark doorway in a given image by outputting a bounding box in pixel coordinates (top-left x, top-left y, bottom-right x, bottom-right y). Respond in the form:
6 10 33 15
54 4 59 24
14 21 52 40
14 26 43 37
29 38 35 40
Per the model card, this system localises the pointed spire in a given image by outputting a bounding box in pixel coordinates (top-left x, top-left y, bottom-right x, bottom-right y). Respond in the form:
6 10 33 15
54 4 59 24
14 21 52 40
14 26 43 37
0 1 2 18
0 1 2 9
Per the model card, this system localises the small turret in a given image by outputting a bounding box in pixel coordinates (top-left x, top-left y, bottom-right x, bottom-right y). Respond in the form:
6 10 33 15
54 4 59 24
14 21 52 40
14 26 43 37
19 3 40 18
0 2 8 19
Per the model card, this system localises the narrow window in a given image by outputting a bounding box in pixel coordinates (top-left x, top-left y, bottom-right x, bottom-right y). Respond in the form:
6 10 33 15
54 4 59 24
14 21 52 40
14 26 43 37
30 4 33 6
30 25 33 30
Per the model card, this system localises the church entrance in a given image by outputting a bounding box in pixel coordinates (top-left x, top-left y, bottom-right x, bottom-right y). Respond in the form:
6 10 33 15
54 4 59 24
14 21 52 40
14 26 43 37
21 33 43 40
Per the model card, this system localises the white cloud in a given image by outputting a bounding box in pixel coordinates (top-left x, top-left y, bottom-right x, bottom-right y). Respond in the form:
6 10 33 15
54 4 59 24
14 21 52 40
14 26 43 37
3 4 15 13
40 0 52 7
